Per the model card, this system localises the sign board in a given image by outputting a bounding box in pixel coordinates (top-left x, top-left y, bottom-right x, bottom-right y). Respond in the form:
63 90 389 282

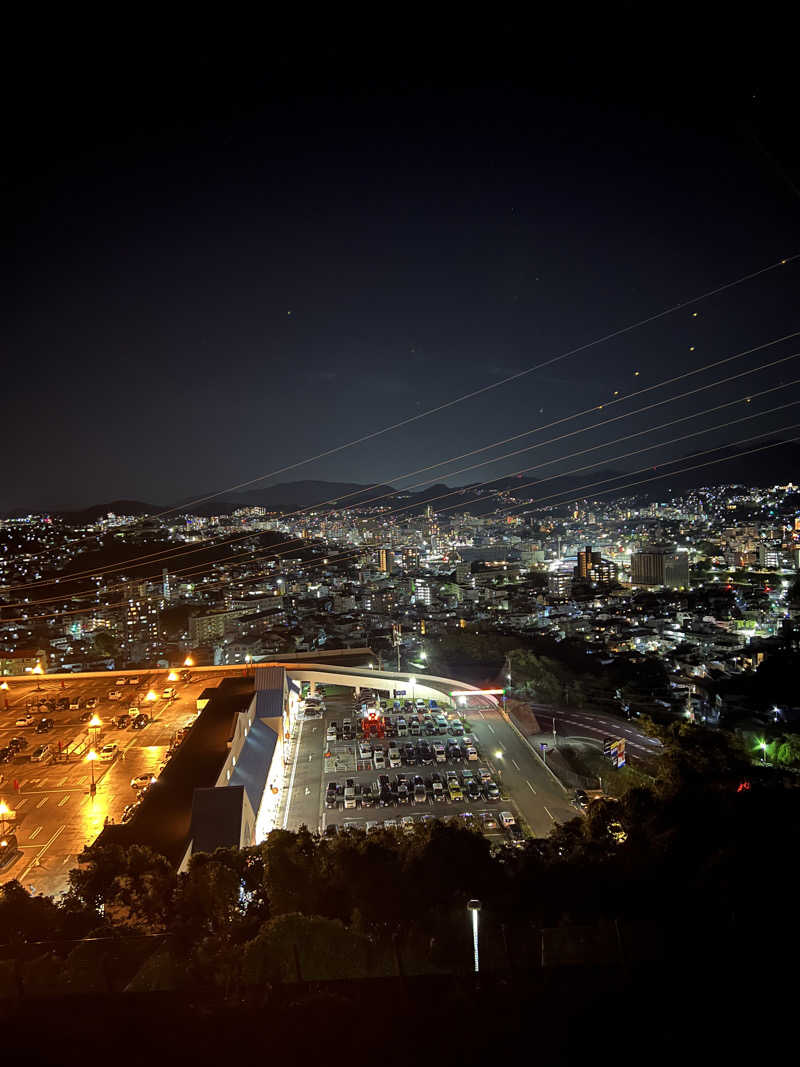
395 689 406 696
614 738 626 768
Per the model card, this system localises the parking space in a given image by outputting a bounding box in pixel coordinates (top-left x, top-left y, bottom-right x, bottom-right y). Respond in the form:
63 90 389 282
316 687 528 848
0 671 229 895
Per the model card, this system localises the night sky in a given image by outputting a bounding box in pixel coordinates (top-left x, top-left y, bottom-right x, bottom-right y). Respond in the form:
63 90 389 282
6 20 800 512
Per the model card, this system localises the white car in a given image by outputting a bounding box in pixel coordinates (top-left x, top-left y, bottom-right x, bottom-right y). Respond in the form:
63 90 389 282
99 743 119 761
115 678 127 686
358 742 372 761
498 810 516 829
373 750 386 770
387 747 401 768
325 726 337 743
108 690 121 700
30 745 51 763
465 745 479 761
15 714 33 727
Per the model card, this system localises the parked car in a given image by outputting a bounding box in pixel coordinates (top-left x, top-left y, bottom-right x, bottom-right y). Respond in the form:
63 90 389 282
481 812 499 830
35 718 55 733
498 811 516 829
113 715 131 730
99 743 119 761
30 745 51 763
69 698 80 710
373 749 386 770
9 737 28 753
448 780 464 801
15 714 33 727
79 711 93 723
358 741 372 761
108 690 122 701
131 714 149 730
418 741 434 765
325 782 339 809
121 803 139 824
85 698 98 709
413 783 427 805
484 779 501 800
131 774 156 791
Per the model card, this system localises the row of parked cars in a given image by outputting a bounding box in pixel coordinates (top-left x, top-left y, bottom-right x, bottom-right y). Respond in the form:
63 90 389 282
358 712 463 739
326 767 501 810
357 737 480 769
325 809 525 847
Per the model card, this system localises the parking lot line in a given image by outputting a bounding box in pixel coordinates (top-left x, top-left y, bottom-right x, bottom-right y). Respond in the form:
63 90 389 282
28 826 43 840
57 794 70 807
543 806 555 821
511 758 520 770
36 796 49 809
526 779 536 794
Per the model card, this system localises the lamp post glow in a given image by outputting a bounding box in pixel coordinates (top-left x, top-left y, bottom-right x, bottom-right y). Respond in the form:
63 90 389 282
88 714 102 755
32 662 43 691
145 690 157 703
0 681 8 691
183 656 194 668
0 800 10 836
167 671 178 682
86 748 98 796
467 899 482 972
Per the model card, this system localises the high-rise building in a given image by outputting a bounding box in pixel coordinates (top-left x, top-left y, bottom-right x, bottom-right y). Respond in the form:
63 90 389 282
576 545 601 579
378 548 391 573
631 546 689 588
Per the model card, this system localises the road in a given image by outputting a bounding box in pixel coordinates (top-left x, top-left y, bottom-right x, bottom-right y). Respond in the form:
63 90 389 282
0 671 230 896
527 704 662 762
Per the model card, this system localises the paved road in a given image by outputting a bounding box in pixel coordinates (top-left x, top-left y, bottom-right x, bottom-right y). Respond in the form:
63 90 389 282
0 672 229 896
527 704 662 761
465 700 577 836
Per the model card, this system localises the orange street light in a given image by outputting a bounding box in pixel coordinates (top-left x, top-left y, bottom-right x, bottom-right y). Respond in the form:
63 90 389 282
183 656 194 668
145 690 158 702
0 681 8 691
167 671 178 682
85 748 99 794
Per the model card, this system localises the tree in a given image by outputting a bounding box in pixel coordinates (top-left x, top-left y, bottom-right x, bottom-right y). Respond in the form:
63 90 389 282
776 734 800 767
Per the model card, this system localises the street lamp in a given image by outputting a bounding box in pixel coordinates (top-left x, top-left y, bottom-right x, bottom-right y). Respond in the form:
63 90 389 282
32 662 43 691
0 681 8 691
88 714 102 753
758 740 768 763
167 671 178 682
467 899 482 973
0 800 10 836
145 690 157 703
85 748 98 796
183 656 194 668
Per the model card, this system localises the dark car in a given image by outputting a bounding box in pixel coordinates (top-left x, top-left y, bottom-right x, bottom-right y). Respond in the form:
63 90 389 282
418 741 434 766
402 744 417 766
131 714 149 730
0 833 20 871
0 748 12 764
9 737 28 753
378 786 394 807
484 780 501 800
324 823 338 838
79 711 93 723
35 718 55 733
507 824 525 847
574 789 589 811
113 715 131 730
446 741 462 760
57 697 70 711
466 780 482 801
121 803 139 824
395 775 410 804
325 782 339 809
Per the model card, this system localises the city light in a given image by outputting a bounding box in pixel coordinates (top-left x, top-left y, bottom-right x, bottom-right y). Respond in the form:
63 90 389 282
167 671 178 682
184 656 194 667
0 681 8 690
145 690 158 702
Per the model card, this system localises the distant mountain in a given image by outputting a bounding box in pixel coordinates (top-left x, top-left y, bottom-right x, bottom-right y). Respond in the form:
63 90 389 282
8 439 800 520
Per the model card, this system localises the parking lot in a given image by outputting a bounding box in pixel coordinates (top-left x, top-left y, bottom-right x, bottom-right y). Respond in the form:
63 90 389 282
0 670 224 895
316 688 528 848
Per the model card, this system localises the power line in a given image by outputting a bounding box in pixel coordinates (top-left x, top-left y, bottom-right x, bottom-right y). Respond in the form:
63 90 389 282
151 253 800 517
7 330 797 595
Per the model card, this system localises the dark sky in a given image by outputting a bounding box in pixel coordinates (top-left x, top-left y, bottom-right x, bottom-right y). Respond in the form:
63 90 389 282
5 17 800 511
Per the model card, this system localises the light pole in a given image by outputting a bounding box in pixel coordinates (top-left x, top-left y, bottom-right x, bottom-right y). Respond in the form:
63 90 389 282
86 748 98 797
88 714 102 757
32 662 43 692
409 676 416 702
758 741 768 764
467 899 482 973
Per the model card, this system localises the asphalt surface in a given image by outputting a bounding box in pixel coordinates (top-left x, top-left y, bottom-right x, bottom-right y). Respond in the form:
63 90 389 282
527 703 662 762
278 687 579 841
0 672 229 896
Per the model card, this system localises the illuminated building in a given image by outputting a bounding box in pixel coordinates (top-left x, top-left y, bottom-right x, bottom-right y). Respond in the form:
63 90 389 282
631 546 689 588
